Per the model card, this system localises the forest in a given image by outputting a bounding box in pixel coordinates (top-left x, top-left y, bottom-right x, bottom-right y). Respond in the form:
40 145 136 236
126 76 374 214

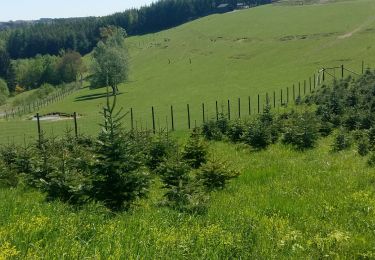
0 0 272 59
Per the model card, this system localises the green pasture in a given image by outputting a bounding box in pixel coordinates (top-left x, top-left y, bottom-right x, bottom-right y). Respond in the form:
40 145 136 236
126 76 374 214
2 0 375 142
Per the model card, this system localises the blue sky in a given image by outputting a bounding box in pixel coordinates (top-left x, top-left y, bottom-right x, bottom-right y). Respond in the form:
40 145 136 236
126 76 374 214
0 0 155 21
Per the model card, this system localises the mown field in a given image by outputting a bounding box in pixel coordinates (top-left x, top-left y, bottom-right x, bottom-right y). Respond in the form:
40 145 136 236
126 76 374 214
1 0 375 143
1 137 375 258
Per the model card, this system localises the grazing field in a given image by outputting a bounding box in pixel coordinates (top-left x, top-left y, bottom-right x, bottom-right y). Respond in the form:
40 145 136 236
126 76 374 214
1 138 375 258
2 0 375 143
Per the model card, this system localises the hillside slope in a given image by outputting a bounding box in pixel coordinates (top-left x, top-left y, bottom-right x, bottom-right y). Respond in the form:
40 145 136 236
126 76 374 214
2 0 375 142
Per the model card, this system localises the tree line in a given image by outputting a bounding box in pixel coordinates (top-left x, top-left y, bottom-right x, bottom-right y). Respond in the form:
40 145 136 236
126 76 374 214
1 0 272 60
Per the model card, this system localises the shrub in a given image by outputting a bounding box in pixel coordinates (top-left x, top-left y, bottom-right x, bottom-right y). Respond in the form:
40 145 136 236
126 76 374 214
358 139 370 156
369 128 375 150
244 106 280 150
37 134 94 205
0 78 9 105
244 119 273 150
197 159 239 191
0 144 34 187
368 153 375 167
227 119 246 143
157 156 208 213
282 111 320 150
182 128 208 169
202 120 223 141
0 161 18 188
332 129 352 152
146 132 177 171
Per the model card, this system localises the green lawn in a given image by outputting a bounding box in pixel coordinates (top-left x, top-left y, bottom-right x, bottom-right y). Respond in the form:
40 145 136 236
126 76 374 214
1 137 375 258
1 0 375 143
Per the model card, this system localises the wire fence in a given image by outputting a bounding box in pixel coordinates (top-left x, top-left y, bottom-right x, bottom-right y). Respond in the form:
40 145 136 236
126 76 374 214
0 61 369 144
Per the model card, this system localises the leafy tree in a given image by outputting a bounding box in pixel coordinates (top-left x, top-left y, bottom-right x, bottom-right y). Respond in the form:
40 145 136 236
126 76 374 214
56 51 85 83
0 47 10 79
90 27 129 94
0 78 9 105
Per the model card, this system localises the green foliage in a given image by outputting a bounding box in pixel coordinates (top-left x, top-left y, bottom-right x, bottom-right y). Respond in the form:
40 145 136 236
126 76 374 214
227 119 246 143
0 77 9 105
331 129 352 152
0 143 33 187
91 92 150 211
35 134 94 204
202 119 224 141
197 159 240 191
358 139 370 157
367 152 375 167
146 132 177 171
182 128 208 169
282 111 320 150
90 27 128 93
157 156 208 214
243 105 280 150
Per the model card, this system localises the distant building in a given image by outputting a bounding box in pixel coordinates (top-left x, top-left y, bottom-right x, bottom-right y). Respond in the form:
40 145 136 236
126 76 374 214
216 3 234 13
236 3 249 9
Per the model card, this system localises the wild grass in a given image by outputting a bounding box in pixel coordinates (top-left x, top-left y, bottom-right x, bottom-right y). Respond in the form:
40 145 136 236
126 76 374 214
1 136 374 258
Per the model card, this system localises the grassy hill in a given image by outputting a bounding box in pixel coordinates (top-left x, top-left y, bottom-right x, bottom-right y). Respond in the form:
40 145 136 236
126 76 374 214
1 0 375 142
2 1 375 258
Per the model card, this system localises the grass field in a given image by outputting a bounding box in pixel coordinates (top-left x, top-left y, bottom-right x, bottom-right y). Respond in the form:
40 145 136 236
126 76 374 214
1 1 375 258
1 137 375 258
1 0 375 143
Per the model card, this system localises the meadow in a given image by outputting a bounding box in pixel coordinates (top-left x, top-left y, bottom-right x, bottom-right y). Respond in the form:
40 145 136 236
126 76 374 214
1 0 375 143
1 1 375 258
1 138 375 258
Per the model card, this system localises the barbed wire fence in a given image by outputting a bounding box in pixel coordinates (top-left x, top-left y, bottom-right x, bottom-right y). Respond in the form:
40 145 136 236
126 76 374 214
0 61 369 144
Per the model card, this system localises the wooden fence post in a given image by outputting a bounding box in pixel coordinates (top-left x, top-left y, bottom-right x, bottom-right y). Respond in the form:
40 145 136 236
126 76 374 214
298 82 301 98
248 96 251 115
309 77 312 93
341 64 344 78
36 113 41 145
273 91 276 108
227 99 231 120
362 60 364 74
73 112 78 138
131 108 134 131
152 106 156 134
257 94 260 114
304 80 306 95
202 103 205 123
238 98 241 118
187 104 191 129
170 106 174 131
314 74 316 89
280 89 283 106
216 101 219 121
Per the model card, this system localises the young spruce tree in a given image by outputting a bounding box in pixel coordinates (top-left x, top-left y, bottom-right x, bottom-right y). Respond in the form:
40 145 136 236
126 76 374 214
92 79 150 211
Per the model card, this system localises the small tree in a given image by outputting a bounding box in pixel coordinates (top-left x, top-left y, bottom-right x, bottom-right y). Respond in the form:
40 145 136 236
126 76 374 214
282 111 320 150
197 159 239 191
182 128 208 169
157 156 207 213
91 84 150 211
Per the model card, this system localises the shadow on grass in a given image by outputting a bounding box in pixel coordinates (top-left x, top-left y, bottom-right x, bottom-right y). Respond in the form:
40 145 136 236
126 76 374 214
75 92 124 102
